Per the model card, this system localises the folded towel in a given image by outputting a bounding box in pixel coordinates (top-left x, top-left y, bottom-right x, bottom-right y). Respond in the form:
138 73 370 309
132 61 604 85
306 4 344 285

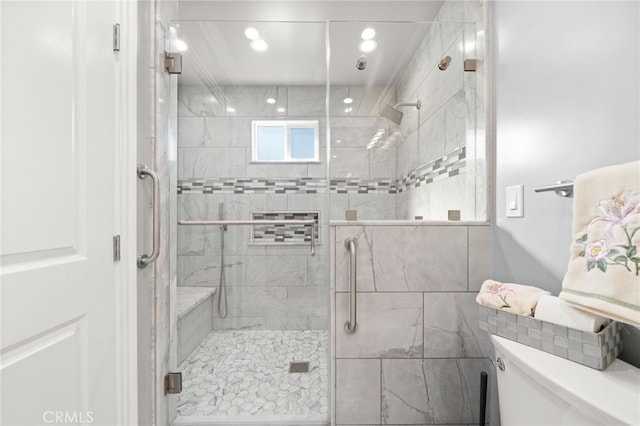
476 279 550 316
535 294 608 332
559 161 640 325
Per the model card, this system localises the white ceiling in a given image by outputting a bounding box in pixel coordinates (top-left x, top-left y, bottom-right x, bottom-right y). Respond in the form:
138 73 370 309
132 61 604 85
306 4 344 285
175 1 445 86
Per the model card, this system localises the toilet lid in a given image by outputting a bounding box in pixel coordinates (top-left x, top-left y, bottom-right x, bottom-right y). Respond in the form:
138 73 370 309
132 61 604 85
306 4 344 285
491 335 640 425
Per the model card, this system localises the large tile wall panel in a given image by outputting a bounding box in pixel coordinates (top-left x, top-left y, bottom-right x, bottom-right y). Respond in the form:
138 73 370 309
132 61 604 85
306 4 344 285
177 84 225 117
330 116 391 148
332 224 496 426
347 194 397 221
423 292 491 358
381 358 493 425
336 293 423 358
336 359 381 425
330 86 392 118
468 225 492 292
335 226 468 293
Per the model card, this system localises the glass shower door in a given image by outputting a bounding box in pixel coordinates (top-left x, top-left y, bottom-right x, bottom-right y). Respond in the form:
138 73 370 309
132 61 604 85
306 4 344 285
171 20 330 423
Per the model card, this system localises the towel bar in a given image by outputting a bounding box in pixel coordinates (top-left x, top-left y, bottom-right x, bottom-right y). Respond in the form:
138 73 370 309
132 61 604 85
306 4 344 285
534 180 573 197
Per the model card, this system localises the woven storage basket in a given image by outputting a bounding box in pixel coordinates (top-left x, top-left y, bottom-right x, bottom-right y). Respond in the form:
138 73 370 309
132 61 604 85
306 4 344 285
478 305 623 370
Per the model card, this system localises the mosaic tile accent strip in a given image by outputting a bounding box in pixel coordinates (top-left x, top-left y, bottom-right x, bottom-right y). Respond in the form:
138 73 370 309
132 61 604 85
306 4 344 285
330 177 398 194
177 147 465 195
251 212 319 244
177 178 326 195
176 329 328 419
397 145 466 193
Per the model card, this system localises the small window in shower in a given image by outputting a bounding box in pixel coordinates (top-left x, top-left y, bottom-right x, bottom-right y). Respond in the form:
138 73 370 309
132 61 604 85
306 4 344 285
252 120 319 162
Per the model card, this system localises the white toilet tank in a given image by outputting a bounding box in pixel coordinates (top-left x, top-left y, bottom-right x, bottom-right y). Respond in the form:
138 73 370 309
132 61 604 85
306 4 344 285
490 334 640 425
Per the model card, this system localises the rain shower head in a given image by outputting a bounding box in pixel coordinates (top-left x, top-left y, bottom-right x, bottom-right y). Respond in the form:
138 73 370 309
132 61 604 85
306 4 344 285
379 104 403 125
379 100 421 125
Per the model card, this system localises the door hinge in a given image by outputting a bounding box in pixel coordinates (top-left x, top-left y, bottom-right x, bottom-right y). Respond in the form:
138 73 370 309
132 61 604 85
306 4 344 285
113 23 120 52
165 372 182 395
113 235 121 262
164 51 183 74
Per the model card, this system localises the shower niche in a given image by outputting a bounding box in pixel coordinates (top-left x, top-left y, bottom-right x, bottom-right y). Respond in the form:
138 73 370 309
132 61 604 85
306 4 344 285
169 17 486 425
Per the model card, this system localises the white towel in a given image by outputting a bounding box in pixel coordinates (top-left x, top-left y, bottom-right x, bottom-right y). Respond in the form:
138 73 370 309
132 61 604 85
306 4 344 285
535 294 608 332
476 279 550 316
559 161 640 325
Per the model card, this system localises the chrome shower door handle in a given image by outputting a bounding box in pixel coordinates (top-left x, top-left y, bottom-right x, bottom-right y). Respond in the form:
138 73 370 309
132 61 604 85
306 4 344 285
137 164 160 268
344 238 358 334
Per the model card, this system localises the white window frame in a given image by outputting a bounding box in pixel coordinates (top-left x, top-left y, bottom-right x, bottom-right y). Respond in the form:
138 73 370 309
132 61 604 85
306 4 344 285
251 120 320 163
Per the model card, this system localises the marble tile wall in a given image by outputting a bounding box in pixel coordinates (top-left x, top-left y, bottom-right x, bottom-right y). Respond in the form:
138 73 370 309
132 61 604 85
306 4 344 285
395 0 486 221
177 192 329 330
178 83 397 222
178 84 336 330
333 224 499 425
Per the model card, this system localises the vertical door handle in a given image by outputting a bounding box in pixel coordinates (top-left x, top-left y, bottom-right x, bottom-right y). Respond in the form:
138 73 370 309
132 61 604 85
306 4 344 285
344 238 358 334
137 164 160 268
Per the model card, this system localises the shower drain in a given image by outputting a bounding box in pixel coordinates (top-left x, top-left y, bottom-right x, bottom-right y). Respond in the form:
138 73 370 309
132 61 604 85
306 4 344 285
288 361 310 373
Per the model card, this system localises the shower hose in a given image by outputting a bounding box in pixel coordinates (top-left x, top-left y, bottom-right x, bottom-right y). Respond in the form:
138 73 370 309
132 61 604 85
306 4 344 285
217 223 227 318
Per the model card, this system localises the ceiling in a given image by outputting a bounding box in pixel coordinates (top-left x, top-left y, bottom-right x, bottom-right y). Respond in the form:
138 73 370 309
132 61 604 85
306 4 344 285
175 1 445 86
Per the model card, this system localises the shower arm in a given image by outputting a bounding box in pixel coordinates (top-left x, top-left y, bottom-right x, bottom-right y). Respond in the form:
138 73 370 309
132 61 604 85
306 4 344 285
394 100 421 110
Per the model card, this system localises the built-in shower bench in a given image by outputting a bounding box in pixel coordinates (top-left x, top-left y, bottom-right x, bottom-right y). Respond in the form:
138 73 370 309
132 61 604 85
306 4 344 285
177 286 216 365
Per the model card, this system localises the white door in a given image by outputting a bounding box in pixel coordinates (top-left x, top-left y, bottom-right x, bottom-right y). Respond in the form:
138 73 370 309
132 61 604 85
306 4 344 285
1 1 129 424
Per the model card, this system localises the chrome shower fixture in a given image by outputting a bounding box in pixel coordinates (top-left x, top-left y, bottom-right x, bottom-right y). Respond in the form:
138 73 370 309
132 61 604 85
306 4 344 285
438 55 452 70
355 55 367 70
379 99 421 125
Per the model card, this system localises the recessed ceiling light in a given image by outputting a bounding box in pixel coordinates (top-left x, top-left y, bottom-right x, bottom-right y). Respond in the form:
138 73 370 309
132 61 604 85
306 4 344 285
175 39 188 52
344 107 353 113
244 27 260 41
277 107 286 113
361 28 376 40
359 39 377 53
226 106 236 113
250 38 269 52
266 97 276 104
343 97 353 104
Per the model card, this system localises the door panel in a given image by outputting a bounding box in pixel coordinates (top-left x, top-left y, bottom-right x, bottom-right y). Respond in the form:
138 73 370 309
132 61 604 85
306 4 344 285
1 1 119 424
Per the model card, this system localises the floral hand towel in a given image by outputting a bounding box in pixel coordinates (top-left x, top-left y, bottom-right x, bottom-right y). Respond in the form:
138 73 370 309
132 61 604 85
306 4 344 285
476 279 550 316
559 161 640 325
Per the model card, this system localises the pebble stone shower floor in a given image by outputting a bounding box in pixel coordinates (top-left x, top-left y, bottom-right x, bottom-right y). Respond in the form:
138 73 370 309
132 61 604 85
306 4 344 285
176 329 328 420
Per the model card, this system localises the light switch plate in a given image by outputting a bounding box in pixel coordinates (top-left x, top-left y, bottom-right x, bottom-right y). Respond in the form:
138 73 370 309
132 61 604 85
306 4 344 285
506 185 524 218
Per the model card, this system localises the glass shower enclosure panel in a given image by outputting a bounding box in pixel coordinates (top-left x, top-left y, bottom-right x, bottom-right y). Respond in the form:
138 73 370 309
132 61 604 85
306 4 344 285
328 21 483 222
172 21 330 423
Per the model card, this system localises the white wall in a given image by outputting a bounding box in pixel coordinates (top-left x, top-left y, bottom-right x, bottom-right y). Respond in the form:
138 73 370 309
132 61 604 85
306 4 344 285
492 1 640 365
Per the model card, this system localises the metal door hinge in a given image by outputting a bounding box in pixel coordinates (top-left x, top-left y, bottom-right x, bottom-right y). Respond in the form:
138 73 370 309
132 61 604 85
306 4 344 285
165 372 182 394
113 23 120 52
164 52 183 74
113 235 121 262
464 59 477 72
